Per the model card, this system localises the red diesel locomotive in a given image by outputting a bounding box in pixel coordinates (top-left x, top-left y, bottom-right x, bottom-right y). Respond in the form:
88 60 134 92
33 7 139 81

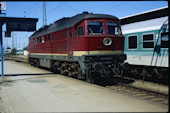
28 12 129 84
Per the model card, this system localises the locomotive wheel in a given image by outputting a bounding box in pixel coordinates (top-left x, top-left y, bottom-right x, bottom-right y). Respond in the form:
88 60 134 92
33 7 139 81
30 59 34 66
52 65 60 74
85 75 93 83
77 68 85 80
52 61 60 74
95 75 104 86
90 73 107 86
30 59 33 66
60 68 67 75
33 59 37 67
60 62 68 76
36 59 40 68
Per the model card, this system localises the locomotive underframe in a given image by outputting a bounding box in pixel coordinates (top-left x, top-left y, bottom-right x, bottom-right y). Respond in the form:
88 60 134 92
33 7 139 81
28 53 128 84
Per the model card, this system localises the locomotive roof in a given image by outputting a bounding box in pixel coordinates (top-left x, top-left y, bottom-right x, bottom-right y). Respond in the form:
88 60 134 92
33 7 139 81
29 12 119 39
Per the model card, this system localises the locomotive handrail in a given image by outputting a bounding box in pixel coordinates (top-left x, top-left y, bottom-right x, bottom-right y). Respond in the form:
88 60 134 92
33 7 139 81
89 28 95 35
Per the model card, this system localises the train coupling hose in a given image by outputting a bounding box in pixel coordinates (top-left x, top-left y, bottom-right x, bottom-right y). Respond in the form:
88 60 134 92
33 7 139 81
120 62 130 71
92 63 104 70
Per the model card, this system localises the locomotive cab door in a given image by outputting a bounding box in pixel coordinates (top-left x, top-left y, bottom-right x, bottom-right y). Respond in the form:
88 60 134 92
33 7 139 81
68 28 73 57
41 36 45 51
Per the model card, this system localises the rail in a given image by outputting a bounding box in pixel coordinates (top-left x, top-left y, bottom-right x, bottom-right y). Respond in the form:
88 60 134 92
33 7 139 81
4 55 27 63
106 82 168 106
118 82 168 96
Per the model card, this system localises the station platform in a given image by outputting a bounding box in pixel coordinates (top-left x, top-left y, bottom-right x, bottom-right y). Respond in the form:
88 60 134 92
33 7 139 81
0 60 168 112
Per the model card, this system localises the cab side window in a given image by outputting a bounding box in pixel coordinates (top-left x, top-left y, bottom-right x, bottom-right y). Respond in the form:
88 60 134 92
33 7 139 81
76 26 84 36
45 35 47 42
48 34 50 41
69 29 72 37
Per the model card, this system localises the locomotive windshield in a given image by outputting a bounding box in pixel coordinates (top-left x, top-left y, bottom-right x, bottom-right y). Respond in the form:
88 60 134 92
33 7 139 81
87 22 104 34
107 22 121 35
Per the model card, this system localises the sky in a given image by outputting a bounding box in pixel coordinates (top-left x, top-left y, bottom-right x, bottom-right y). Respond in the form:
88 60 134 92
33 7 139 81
1 1 168 50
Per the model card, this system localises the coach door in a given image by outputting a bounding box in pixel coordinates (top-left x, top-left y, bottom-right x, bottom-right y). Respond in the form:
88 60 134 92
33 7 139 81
68 28 73 57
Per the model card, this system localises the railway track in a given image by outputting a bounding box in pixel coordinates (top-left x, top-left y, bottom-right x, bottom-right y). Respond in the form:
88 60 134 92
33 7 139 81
5 56 26 62
106 81 168 106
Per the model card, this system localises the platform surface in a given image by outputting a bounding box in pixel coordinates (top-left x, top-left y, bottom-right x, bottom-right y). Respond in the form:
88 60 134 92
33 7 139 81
0 60 168 112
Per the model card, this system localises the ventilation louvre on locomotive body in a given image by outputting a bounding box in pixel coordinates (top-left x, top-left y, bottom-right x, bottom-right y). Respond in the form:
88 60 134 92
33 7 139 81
28 12 129 84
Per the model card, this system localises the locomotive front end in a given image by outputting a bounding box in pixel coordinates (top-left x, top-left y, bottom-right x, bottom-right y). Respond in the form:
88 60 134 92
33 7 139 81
75 17 129 84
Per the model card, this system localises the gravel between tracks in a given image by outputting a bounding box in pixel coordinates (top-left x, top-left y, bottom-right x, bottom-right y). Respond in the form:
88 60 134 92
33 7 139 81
131 80 168 94
114 75 168 95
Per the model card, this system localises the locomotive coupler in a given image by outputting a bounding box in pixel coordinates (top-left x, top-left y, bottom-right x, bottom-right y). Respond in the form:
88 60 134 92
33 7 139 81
92 63 104 70
120 62 130 71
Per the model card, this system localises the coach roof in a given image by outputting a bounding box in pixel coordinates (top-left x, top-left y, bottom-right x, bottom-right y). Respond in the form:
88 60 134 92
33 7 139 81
29 12 119 39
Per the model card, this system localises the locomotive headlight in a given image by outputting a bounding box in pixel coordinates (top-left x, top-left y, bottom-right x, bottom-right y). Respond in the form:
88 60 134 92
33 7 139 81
103 38 112 46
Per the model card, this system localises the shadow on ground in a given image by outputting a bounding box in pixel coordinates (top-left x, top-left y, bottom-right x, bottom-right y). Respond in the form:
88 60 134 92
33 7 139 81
4 73 54 76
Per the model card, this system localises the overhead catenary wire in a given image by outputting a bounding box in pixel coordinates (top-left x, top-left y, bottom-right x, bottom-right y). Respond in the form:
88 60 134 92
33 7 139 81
29 2 49 17
33 6 42 16
24 2 38 17
26 5 41 17
17 2 38 17
47 2 66 16
64 3 79 13
19 2 49 18
99 2 129 12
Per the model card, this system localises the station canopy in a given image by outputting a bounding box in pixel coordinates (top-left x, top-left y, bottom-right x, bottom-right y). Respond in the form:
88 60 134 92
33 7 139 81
0 17 38 32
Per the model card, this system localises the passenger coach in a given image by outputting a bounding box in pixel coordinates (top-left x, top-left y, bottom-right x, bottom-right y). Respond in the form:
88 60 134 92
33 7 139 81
121 6 168 83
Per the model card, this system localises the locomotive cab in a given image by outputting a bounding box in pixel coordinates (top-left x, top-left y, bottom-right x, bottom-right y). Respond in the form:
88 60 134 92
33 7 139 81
74 19 125 55
73 17 129 84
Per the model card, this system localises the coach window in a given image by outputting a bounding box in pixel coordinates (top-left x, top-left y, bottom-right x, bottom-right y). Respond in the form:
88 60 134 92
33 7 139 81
161 32 168 48
69 29 72 37
37 37 40 43
40 37 42 43
87 22 103 34
128 35 137 49
142 33 154 49
33 38 35 44
76 26 84 36
45 35 47 42
48 34 50 41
